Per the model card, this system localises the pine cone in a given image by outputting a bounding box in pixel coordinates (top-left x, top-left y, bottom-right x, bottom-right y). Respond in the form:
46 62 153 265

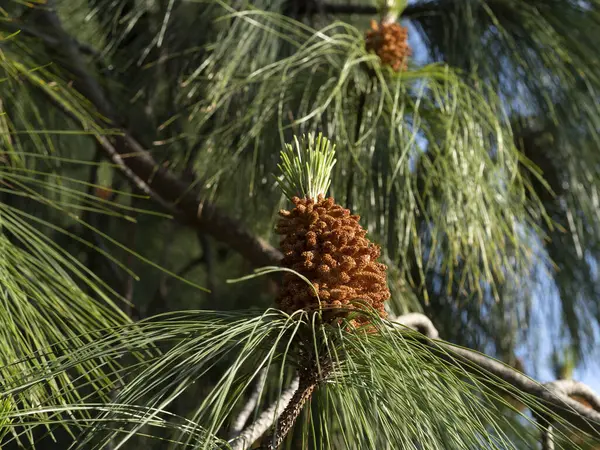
275 195 390 322
365 19 412 72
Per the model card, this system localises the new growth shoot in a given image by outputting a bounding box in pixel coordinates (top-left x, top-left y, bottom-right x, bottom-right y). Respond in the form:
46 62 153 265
277 132 337 201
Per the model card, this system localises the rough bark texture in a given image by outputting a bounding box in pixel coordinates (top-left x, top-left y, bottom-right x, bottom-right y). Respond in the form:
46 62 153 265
263 364 325 449
230 376 300 450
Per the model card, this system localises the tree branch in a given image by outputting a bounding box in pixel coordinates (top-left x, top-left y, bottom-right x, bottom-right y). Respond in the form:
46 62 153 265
230 376 300 450
538 379 600 449
545 380 600 412
392 313 600 439
233 313 600 449
229 368 269 439
26 2 283 269
392 312 439 339
290 2 431 19
445 345 600 434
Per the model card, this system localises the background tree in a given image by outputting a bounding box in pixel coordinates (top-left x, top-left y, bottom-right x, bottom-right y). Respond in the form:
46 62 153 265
0 0 599 448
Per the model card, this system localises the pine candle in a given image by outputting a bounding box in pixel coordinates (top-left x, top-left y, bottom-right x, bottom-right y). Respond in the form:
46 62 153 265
276 134 390 324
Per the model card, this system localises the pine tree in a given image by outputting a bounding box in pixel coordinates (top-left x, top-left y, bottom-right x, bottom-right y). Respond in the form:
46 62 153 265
0 0 599 448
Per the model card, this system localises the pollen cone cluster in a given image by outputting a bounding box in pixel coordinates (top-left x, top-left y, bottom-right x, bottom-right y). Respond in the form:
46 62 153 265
275 195 390 322
365 19 411 72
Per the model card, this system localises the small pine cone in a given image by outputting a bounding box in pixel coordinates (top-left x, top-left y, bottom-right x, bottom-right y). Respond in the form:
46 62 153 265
275 195 390 322
365 19 412 72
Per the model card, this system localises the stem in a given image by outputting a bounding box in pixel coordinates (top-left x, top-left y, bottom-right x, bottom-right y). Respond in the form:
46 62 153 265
541 425 555 450
231 376 300 450
262 365 322 449
229 368 269 439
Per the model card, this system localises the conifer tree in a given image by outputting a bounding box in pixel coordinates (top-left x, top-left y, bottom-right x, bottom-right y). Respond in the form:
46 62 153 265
0 0 600 449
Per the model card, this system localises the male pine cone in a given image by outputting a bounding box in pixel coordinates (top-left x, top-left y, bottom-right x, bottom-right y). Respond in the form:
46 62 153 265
365 19 411 72
275 195 390 322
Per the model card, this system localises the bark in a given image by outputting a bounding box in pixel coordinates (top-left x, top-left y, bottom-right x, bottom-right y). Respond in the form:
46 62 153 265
262 366 320 449
230 376 300 450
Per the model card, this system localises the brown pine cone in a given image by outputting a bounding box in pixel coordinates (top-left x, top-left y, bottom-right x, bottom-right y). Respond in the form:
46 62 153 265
275 195 390 322
365 19 412 72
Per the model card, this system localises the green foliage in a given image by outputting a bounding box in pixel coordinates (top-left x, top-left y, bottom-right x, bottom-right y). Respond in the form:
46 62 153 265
2 309 587 449
277 132 337 200
406 0 600 355
0 0 598 449
0 397 12 444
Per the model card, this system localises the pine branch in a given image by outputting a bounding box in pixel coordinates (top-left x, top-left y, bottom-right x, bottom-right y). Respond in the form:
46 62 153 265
393 312 439 339
261 363 329 449
234 313 600 449
24 1 283 269
538 379 600 449
389 313 600 439
230 376 300 450
229 368 269 439
545 380 600 412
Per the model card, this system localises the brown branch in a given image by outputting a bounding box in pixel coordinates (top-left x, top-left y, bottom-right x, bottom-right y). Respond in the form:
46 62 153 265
27 1 282 269
261 365 323 449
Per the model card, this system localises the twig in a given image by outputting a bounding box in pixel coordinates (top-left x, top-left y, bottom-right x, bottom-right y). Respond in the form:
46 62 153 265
230 376 300 450
229 368 269 439
261 364 325 449
544 380 600 412
391 312 439 339
541 425 555 450
391 313 600 435
538 379 600 449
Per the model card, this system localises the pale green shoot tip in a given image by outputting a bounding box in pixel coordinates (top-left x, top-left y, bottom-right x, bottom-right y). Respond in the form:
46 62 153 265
277 132 337 201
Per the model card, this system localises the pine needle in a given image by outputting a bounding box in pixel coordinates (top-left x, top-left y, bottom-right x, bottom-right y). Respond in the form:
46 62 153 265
277 132 337 200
